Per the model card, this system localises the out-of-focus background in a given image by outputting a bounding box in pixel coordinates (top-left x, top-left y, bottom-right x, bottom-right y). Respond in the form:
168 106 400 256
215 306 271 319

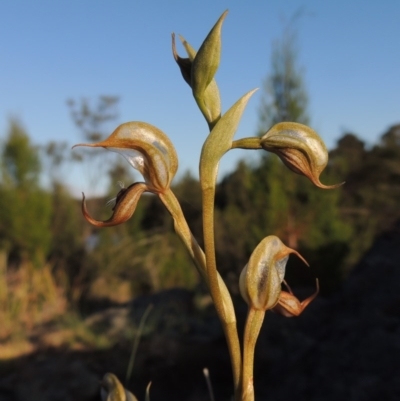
1 2 400 400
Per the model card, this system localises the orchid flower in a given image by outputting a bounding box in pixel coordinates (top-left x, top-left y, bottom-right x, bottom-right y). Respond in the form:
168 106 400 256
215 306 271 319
239 236 314 401
73 121 178 226
100 373 138 401
239 235 308 311
261 122 343 189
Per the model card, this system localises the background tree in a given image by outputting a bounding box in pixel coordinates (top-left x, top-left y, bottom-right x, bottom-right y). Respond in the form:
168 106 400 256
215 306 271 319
1 119 41 188
66 96 199 304
258 20 309 132
256 19 312 248
329 124 400 270
67 96 120 194
0 119 51 266
67 96 119 143
214 22 352 295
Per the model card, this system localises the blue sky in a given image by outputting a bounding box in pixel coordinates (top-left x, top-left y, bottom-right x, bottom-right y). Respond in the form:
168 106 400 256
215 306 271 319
1 1 399 195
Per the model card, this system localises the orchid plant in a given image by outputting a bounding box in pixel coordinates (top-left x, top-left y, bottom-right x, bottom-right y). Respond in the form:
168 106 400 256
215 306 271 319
74 10 339 401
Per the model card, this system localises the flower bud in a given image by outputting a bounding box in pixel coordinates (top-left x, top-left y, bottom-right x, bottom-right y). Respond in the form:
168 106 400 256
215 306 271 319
261 122 343 189
101 373 138 401
239 236 307 311
191 10 227 106
172 31 222 128
73 122 178 193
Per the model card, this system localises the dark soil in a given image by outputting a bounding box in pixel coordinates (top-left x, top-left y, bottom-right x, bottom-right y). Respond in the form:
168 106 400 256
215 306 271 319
1 222 400 401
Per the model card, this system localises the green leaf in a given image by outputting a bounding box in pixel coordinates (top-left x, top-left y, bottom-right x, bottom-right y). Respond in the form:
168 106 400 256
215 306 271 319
200 88 257 189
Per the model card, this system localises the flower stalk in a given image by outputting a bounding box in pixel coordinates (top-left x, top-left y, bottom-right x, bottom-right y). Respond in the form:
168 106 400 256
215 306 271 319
75 10 338 401
241 308 266 401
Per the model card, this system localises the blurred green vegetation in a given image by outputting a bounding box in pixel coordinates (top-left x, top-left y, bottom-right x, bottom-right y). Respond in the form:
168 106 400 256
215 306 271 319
1 115 400 341
1 25 400 351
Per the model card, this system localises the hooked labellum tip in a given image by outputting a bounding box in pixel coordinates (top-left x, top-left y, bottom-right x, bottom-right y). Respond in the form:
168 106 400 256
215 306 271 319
273 279 319 317
82 183 149 227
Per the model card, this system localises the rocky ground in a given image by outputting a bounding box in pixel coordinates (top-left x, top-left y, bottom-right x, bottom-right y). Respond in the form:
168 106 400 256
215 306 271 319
1 221 400 401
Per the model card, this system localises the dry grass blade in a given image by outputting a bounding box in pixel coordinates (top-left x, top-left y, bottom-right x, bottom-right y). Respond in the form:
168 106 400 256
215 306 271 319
203 368 215 401
125 303 154 384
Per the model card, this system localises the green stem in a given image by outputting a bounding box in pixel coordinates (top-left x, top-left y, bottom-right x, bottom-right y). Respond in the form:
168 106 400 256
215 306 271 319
240 308 265 401
159 189 206 280
201 187 226 318
231 137 262 150
202 185 242 394
160 188 241 394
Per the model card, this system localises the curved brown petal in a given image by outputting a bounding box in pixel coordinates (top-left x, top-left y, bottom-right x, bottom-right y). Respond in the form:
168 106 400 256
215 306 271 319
273 279 319 317
172 33 192 87
82 182 149 227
